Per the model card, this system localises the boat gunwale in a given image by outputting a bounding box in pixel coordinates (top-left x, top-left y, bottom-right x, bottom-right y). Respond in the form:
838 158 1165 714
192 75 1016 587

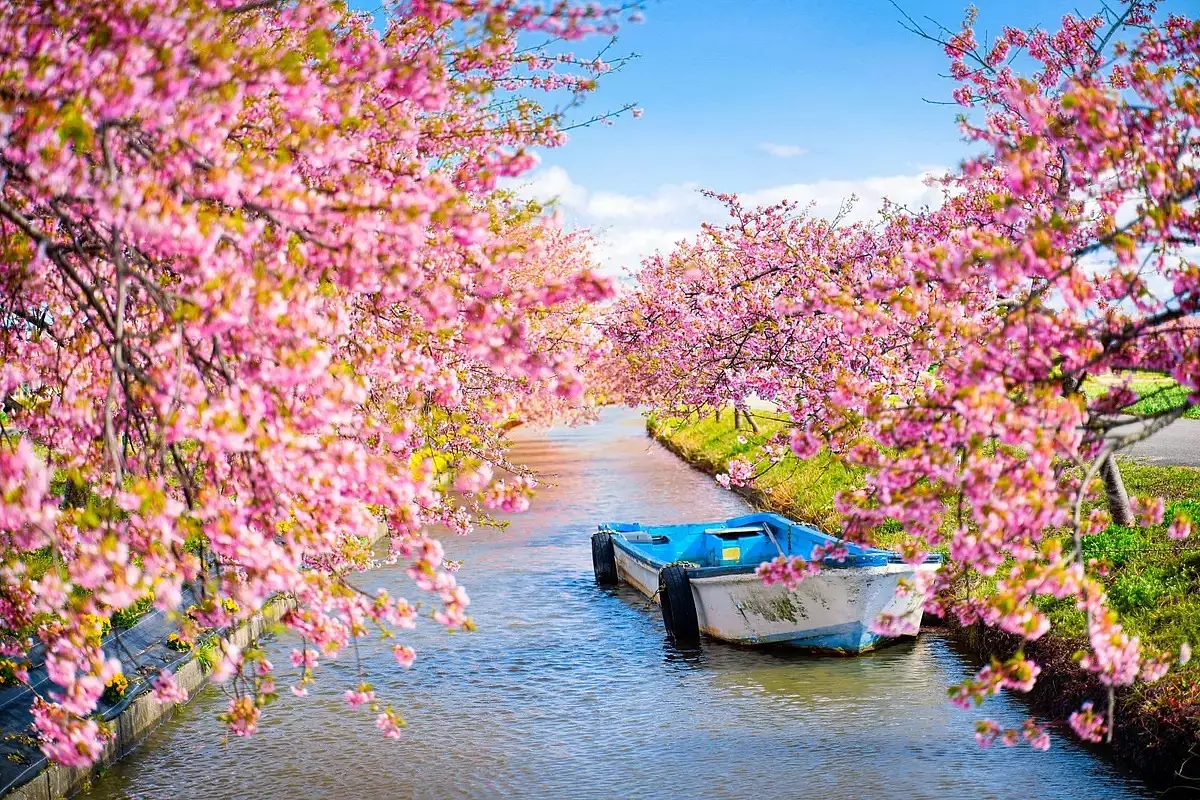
608 531 937 581
602 511 941 580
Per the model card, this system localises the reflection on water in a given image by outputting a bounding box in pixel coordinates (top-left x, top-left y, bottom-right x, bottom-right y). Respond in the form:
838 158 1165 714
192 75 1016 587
85 409 1149 800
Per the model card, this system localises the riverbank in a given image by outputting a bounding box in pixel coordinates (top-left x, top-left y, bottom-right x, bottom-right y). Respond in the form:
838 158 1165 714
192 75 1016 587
1 522 389 800
4 598 290 800
646 410 1200 788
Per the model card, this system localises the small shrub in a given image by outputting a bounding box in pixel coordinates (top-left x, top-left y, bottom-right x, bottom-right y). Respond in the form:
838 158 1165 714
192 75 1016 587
195 643 218 672
80 614 111 646
0 658 27 687
875 518 904 535
102 673 128 704
166 632 191 652
1082 526 1145 570
111 595 154 628
1174 550 1200 579
182 524 207 556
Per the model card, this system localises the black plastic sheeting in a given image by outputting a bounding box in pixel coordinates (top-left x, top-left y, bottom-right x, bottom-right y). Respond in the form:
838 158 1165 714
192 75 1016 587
0 583 219 795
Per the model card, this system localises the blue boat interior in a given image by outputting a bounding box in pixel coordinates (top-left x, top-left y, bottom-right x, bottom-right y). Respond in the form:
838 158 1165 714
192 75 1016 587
600 511 941 575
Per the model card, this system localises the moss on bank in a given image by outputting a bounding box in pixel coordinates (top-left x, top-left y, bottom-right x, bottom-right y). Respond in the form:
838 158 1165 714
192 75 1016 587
647 408 1200 785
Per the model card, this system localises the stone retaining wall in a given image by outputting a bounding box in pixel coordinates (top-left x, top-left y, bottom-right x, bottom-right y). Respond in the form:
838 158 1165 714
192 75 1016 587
3 521 388 800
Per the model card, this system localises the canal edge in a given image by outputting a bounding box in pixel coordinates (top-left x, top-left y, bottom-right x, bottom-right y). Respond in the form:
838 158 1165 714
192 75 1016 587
3 521 389 800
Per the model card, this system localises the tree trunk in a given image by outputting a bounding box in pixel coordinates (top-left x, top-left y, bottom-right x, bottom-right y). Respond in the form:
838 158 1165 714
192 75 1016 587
1062 372 1135 526
1100 453 1135 527
62 477 89 509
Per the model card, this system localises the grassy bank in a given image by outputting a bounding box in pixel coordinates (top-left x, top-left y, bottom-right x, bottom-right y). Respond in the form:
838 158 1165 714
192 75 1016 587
647 410 860 533
1084 372 1200 420
647 408 1200 784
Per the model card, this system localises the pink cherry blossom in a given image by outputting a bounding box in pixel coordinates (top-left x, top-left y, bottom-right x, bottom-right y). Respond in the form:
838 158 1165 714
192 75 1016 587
0 0 630 763
345 683 376 708
393 645 417 669
1068 701 1106 743
150 671 188 705
1168 513 1192 541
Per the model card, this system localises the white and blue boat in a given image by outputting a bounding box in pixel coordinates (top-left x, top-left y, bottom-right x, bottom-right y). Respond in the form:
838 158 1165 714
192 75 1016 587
591 511 940 653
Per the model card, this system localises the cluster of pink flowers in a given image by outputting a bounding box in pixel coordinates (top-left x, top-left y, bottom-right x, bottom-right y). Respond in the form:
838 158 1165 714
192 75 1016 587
392 645 417 669
1068 701 1107 743
220 697 260 737
715 457 755 489
454 464 495 494
755 555 821 590
1168 512 1192 541
1078 584 1143 688
150 671 189 705
376 706 406 739
975 718 1051 751
31 698 110 767
950 653 1042 710
867 613 919 638
482 475 539 513
345 683 377 709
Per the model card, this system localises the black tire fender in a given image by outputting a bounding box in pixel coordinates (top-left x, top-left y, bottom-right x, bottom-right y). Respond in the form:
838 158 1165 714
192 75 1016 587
591 531 618 586
659 565 700 647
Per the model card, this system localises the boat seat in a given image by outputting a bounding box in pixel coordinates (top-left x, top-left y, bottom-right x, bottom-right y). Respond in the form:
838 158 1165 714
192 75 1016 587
704 526 765 539
622 531 670 545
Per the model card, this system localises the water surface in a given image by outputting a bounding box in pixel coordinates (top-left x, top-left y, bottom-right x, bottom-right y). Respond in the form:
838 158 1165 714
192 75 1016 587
86 409 1149 800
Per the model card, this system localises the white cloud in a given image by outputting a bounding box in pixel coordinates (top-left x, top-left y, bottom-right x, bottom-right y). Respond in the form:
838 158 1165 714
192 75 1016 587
510 166 946 278
584 182 710 221
743 170 946 223
758 142 808 159
512 165 587 209
590 226 700 281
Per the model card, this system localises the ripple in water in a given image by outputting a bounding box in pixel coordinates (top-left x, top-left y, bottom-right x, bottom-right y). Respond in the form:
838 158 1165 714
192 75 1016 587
85 409 1150 800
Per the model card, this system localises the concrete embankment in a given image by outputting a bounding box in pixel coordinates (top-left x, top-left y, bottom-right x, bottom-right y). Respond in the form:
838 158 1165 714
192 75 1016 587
1 522 388 800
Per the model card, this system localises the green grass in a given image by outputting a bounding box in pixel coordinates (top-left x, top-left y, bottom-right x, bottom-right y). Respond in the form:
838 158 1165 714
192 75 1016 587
1040 496 1200 654
22 547 56 581
647 409 862 534
647 409 931 554
111 595 155 628
1119 462 1200 500
1084 371 1200 420
650 408 1200 663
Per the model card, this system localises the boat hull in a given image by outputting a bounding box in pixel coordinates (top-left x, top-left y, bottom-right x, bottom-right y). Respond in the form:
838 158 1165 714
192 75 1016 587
613 545 933 653
613 543 664 599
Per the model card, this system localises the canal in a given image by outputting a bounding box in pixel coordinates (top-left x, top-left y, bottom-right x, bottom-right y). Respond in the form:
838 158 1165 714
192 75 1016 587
85 409 1149 799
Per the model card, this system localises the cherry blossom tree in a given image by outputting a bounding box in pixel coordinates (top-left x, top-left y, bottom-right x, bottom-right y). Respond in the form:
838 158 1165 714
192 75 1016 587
606 0 1199 747
0 0 630 765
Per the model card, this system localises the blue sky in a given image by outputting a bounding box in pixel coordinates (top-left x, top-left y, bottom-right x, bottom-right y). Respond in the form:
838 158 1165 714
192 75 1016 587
355 0 1169 274
542 0 1082 195
514 0 1126 273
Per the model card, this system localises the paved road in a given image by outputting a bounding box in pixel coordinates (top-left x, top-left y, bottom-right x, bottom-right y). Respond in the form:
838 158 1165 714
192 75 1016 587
1112 416 1200 467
